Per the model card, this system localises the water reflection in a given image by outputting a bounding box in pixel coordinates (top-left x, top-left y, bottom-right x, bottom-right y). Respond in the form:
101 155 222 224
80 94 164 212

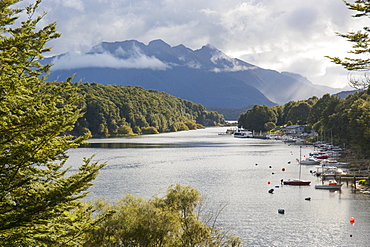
82 142 180 149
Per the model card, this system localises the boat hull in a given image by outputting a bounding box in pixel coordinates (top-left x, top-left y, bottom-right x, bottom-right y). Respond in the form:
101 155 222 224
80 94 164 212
283 180 311 185
300 160 320 165
315 184 343 190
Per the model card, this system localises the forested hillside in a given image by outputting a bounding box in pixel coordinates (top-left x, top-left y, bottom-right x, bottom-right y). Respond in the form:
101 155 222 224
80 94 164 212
238 89 370 158
72 83 225 137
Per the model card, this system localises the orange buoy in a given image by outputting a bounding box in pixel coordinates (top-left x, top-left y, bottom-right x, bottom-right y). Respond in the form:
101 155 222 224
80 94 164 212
350 217 355 224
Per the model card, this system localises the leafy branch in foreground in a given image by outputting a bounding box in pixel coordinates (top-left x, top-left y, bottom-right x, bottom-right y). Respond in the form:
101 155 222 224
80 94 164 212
326 0 370 89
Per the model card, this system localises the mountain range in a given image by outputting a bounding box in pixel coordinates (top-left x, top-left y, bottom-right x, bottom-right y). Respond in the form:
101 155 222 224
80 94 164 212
44 39 345 108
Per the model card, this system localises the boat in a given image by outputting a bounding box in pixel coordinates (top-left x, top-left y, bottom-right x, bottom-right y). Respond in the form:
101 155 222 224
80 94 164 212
283 138 296 143
314 166 347 178
283 146 311 185
320 159 349 168
283 179 311 185
310 151 330 159
315 180 343 190
316 154 329 159
233 131 253 138
299 157 320 165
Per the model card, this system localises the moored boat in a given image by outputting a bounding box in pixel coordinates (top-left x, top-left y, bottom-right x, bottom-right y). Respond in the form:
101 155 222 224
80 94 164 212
233 131 253 138
300 157 320 165
283 179 311 185
283 146 311 185
315 180 343 190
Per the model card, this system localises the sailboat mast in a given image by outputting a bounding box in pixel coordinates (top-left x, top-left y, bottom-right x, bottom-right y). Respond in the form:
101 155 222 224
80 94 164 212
299 146 302 180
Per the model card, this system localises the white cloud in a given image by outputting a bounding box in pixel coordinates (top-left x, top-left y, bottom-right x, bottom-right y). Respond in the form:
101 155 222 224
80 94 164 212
62 0 85 11
51 52 170 70
210 49 257 72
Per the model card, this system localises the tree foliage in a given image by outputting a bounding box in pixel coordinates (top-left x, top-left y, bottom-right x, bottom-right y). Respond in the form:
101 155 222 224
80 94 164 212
73 83 225 137
238 105 277 131
285 101 312 125
83 184 244 247
327 0 370 89
0 1 105 245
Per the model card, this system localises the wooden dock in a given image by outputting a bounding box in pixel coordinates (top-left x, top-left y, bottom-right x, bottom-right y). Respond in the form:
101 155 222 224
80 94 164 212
321 173 368 181
320 173 369 189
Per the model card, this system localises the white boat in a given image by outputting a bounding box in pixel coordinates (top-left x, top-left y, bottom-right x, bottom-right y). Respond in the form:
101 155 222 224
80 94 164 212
315 180 343 190
300 157 320 165
233 131 253 138
320 159 349 168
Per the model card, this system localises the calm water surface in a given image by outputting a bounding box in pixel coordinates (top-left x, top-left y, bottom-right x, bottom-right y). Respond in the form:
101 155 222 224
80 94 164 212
66 127 370 246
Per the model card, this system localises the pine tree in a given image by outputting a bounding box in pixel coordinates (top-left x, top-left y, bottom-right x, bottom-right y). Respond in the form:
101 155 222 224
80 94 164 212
0 1 104 245
327 0 370 89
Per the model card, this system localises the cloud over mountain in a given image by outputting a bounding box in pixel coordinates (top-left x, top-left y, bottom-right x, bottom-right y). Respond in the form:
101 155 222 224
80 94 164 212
52 44 170 70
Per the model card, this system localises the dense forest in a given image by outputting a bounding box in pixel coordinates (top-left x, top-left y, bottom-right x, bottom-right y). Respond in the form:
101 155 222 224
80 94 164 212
238 89 370 157
72 83 225 137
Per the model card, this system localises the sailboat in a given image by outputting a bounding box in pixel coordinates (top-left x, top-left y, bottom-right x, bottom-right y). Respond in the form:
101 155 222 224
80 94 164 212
283 146 311 185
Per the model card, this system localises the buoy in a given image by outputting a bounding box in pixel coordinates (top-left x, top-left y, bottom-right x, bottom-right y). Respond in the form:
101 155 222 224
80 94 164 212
269 166 272 168
278 209 285 214
350 217 355 224
288 161 291 164
350 234 352 237
282 168 285 171
268 189 274 193
272 172 275 175
267 181 271 184
255 163 258 166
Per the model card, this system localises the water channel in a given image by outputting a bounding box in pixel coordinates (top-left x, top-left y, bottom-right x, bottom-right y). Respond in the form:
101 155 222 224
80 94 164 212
66 127 370 246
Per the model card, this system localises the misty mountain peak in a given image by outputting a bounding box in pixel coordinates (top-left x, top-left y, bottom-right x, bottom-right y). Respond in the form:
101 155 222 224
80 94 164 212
148 39 171 49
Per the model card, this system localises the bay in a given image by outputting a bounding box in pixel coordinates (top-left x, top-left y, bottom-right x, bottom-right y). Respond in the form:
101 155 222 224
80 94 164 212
66 127 370 246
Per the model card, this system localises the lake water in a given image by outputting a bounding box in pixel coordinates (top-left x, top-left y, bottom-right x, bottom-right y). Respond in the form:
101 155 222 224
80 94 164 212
66 127 370 246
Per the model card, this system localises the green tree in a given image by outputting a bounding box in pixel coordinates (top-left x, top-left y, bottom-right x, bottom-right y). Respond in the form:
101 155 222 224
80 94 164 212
84 185 243 247
238 105 277 131
264 122 276 132
116 125 134 135
347 97 370 153
308 94 332 124
286 101 311 125
327 0 370 89
141 126 160 134
270 105 284 126
282 101 298 124
0 1 104 245
325 90 370 156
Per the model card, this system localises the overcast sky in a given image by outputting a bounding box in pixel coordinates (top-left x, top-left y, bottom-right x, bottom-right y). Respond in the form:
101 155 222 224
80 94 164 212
16 0 368 88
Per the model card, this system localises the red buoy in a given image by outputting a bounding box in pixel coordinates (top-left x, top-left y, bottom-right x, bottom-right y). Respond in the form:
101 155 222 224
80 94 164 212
282 168 285 171
267 181 271 184
350 217 355 224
